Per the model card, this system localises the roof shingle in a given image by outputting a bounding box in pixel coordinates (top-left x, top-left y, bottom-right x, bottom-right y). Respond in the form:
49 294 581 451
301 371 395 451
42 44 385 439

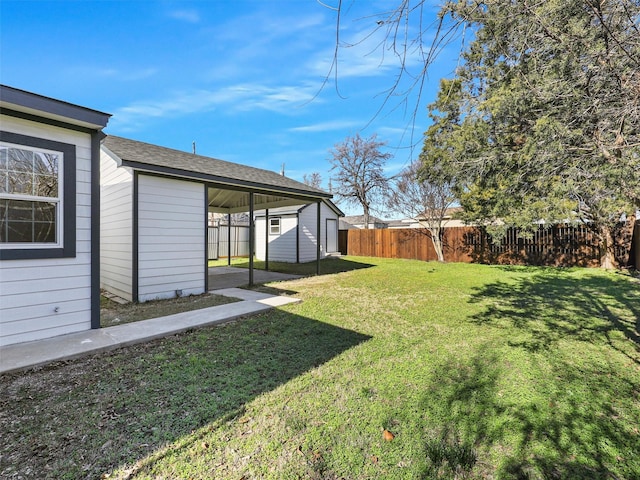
102 135 330 199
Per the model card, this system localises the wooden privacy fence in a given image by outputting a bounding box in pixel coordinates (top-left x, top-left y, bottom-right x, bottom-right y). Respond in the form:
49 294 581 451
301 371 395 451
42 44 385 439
339 222 639 268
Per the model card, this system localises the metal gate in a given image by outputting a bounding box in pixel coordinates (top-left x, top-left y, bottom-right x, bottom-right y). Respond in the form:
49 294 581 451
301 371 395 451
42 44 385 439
208 224 250 260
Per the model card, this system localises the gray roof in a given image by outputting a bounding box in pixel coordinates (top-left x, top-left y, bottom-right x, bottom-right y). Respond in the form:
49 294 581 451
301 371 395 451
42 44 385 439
102 135 329 199
254 198 344 217
102 135 332 214
1 84 111 129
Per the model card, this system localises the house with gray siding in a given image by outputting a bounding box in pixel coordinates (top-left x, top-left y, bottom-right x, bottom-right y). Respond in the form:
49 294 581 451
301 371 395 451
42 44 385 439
0 85 110 347
1 85 335 348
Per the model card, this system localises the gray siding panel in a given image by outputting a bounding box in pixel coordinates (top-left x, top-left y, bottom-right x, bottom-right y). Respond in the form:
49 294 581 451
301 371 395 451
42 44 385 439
137 175 204 302
99 149 133 301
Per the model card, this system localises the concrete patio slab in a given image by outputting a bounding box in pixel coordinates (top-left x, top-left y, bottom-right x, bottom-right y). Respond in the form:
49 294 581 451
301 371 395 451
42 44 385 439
0 288 300 375
208 266 300 290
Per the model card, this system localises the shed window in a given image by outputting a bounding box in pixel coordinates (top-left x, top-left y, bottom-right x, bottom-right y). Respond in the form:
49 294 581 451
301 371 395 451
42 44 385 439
0 144 61 244
269 217 281 235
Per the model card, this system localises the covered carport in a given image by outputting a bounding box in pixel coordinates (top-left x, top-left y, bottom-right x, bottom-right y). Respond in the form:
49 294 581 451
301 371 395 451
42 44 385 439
100 135 332 302
207 187 330 287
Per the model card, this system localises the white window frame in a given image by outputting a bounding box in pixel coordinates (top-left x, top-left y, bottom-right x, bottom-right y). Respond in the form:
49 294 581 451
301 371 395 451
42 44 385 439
269 217 281 235
0 141 64 248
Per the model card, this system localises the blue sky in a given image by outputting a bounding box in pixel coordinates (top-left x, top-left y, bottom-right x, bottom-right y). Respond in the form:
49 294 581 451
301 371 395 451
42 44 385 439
1 0 461 216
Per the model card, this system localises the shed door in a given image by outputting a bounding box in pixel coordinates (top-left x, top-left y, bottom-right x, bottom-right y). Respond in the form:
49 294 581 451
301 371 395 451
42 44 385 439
326 218 337 252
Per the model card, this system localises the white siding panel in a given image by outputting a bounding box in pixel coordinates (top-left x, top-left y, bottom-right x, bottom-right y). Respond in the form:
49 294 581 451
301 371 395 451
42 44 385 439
255 214 298 262
298 203 339 262
138 250 202 262
0 116 94 346
0 261 92 282
255 217 267 260
137 175 205 303
0 274 92 296
268 215 298 262
3 287 91 309
138 257 204 269
298 204 319 263
255 204 340 263
100 149 133 301
2 299 91 327
1 314 92 347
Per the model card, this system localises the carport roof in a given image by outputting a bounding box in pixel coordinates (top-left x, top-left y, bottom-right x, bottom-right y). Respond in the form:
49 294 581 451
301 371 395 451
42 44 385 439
102 135 333 213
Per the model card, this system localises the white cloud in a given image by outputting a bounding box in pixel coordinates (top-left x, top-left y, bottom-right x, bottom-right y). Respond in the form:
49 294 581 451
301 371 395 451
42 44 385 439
109 83 319 131
200 9 332 84
288 120 362 133
305 7 438 84
167 9 200 23
64 66 158 82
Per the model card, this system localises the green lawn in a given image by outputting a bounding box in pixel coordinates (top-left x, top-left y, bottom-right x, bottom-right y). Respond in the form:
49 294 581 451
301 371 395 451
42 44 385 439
2 258 639 479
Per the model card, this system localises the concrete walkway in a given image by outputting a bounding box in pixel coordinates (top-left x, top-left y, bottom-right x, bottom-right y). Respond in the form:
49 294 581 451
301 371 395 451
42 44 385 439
0 288 300 375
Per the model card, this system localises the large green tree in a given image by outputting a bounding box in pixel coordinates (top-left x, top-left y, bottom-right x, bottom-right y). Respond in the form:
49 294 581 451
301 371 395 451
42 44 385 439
419 0 640 268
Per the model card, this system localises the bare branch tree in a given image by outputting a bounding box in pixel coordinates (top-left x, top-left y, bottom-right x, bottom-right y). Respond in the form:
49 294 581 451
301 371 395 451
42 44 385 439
329 133 391 228
302 172 323 189
317 0 468 145
387 160 455 261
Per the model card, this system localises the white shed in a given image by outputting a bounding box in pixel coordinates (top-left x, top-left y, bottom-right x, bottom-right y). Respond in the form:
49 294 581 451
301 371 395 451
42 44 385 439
100 136 334 303
0 85 110 346
254 200 343 263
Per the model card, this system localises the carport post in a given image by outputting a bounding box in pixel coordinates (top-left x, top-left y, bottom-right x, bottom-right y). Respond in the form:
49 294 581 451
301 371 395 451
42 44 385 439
227 212 231 266
316 200 321 276
265 208 269 271
249 192 254 287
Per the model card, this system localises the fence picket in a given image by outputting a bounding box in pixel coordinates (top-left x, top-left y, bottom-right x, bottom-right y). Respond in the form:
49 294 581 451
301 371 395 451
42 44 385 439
338 222 638 267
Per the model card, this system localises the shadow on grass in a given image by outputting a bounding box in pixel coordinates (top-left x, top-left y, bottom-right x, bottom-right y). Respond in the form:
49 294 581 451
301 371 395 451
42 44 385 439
416 270 640 478
469 268 640 361
419 345 640 479
0 310 371 479
212 256 376 277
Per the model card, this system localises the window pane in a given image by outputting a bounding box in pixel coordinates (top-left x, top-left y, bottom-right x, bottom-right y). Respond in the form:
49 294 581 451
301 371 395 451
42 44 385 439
33 202 56 222
0 147 7 169
0 172 7 193
34 222 56 243
7 221 33 242
33 151 58 176
34 174 58 197
8 173 34 195
269 218 280 234
0 200 57 243
7 200 33 220
8 148 33 172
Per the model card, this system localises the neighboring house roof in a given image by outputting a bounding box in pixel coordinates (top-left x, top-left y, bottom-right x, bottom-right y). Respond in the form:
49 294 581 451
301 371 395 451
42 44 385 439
0 84 111 130
254 198 344 218
340 215 389 228
102 135 333 213
386 219 408 229
412 206 464 221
